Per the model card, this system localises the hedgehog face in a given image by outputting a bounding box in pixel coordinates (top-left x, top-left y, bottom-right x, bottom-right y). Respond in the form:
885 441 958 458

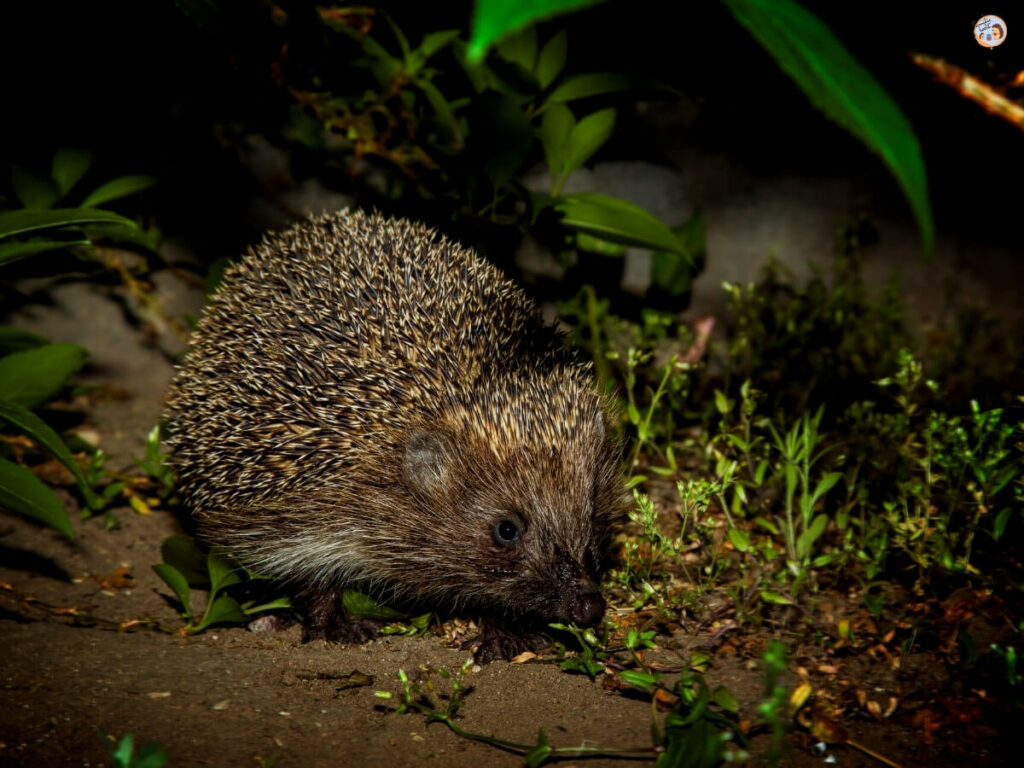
401 427 617 626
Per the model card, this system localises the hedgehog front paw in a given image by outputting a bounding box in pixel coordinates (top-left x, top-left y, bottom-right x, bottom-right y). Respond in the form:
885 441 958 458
302 614 386 645
467 623 551 664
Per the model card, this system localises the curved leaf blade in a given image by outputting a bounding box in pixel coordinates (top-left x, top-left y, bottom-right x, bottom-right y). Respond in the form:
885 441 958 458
722 0 933 255
0 455 73 539
0 208 137 240
0 343 88 409
468 0 602 62
552 193 691 256
51 148 93 197
0 399 99 507
0 238 90 267
546 72 675 104
81 175 157 208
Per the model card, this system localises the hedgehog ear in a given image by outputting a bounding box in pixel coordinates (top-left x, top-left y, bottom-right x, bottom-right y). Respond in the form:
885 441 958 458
403 431 450 497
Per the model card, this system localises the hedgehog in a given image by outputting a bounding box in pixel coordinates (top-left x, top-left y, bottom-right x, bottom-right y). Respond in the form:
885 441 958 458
164 209 628 661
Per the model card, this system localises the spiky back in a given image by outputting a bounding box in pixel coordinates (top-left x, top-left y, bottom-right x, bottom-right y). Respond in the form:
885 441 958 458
164 211 618 597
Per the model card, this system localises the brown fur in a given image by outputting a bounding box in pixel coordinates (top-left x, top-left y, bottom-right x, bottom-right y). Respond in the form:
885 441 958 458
164 210 628 658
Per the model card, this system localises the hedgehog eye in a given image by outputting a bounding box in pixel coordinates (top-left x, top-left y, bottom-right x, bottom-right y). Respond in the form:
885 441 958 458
494 519 520 546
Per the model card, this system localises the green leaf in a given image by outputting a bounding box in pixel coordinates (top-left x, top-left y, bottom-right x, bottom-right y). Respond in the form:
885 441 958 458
538 102 575 180
131 742 170 768
207 547 243 598
418 29 460 60
712 685 740 713
546 72 674 104
727 527 751 552
618 669 659 690
416 78 462 143
552 193 689 254
11 166 60 210
0 456 73 538
342 589 405 621
0 399 99 507
536 31 567 89
796 514 828 559
0 238 90 267
495 25 538 72
713 389 731 415
195 594 249 631
0 343 88 409
468 0 601 62
0 207 137 240
110 733 134 765
242 596 293 615
81 175 157 208
575 231 626 256
760 590 794 605
51 148 92 197
160 535 211 588
562 108 616 177
722 0 933 255
0 327 48 355
152 563 192 617
810 471 842 507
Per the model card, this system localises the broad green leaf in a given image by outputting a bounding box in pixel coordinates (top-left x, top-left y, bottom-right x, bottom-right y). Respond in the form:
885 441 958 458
81 175 157 208
0 238 90 266
0 456 73 538
342 589 405 621
796 514 828 559
111 733 134 765
152 563 192 616
51 148 92 197
538 102 575 180
536 30 567 89
0 398 99 507
242 596 293 615
546 72 674 104
207 547 243 597
722 0 933 255
495 24 538 72
195 594 248 631
552 193 688 254
0 343 88 409
727 527 751 552
562 108 616 178
160 535 210 588
11 166 60 210
618 669 658 690
0 208 136 240
468 0 600 62
0 327 48 356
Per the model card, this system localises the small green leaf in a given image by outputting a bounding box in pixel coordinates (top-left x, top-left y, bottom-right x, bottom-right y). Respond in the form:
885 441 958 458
713 389 732 415
722 0 933 255
618 669 659 690
727 527 751 552
796 514 828 558
536 31 567 89
242 596 293 615
811 471 842 507
0 399 99 507
538 103 575 180
0 455 73 538
160 535 211 588
552 193 688 254
712 685 740 713
51 148 92 197
650 211 705 296
81 175 157 208
11 166 60 210
0 343 88 409
562 108 616 177
342 589 405 621
546 72 673 104
575 231 626 256
0 238 90 267
760 590 794 605
131 741 170 768
110 733 134 765
0 207 137 240
207 547 243 598
195 594 248 631
152 563 192 616
418 29 460 60
416 78 462 143
468 0 599 62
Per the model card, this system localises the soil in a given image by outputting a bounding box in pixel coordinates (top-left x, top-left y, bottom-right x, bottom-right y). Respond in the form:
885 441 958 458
0 273 1014 768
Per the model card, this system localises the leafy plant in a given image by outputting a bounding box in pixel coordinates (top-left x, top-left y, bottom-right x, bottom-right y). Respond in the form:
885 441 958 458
101 732 169 768
152 535 291 633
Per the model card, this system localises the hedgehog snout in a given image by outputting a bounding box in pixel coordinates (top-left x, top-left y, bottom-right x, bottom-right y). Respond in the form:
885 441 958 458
565 572 606 627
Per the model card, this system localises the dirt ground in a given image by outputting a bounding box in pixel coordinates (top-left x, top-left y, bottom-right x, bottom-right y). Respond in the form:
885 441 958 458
0 268 1013 768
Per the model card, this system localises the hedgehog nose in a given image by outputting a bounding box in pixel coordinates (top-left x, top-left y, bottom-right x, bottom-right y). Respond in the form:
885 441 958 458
572 583 606 626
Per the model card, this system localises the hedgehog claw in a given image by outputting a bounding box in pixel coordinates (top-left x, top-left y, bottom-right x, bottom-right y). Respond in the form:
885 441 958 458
468 623 551 664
